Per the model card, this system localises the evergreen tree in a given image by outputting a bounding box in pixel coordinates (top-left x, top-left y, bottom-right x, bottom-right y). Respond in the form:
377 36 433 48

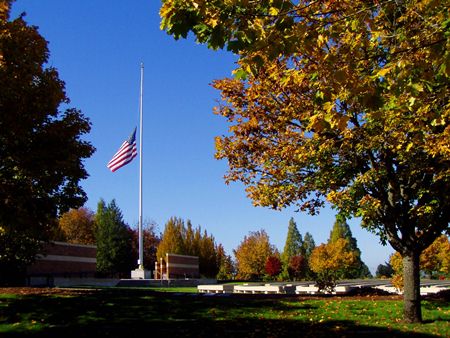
95 199 133 275
281 218 304 280
328 214 358 249
376 262 394 278
302 232 316 260
282 218 304 264
328 215 372 278
302 232 316 280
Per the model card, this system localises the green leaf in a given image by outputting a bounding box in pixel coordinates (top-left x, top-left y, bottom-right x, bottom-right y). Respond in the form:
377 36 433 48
233 68 248 80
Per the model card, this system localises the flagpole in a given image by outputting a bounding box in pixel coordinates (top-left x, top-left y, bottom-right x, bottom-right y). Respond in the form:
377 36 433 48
138 62 144 270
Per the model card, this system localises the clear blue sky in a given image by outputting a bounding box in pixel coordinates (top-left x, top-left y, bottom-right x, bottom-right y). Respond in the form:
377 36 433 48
11 0 394 273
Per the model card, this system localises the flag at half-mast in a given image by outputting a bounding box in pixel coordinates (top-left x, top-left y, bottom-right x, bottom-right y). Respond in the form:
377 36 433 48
107 128 137 172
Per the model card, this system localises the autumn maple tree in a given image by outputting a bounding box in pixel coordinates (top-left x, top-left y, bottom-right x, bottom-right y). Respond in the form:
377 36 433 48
58 207 96 245
420 234 450 278
265 255 282 278
234 229 276 280
160 0 449 323
309 238 358 292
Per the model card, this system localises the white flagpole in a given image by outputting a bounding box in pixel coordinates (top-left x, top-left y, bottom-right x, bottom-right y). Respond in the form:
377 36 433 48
138 63 144 270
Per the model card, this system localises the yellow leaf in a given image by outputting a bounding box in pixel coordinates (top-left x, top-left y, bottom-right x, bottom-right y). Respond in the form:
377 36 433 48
208 17 218 28
317 34 326 46
323 101 335 113
376 67 391 77
269 7 279 16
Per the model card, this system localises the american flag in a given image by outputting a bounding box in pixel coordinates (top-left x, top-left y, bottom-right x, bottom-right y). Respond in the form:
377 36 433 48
107 128 137 172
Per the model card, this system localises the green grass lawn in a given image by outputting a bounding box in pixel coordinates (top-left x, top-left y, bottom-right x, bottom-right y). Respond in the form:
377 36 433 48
0 288 448 337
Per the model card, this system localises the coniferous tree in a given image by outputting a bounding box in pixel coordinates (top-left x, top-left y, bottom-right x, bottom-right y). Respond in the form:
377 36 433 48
282 218 304 264
95 199 133 275
328 215 372 278
376 262 394 278
302 232 316 280
302 232 316 260
281 218 304 280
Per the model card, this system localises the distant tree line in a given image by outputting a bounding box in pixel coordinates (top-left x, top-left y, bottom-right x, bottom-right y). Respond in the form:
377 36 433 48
233 216 373 291
15 196 449 285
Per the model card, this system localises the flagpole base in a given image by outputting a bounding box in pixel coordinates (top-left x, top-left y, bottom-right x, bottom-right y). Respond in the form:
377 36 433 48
131 268 151 280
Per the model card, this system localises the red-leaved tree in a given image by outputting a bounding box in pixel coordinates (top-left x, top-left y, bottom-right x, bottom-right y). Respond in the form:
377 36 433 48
265 255 282 278
288 255 306 281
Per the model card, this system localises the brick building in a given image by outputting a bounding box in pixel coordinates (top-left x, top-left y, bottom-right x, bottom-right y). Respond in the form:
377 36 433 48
27 241 97 278
154 253 199 279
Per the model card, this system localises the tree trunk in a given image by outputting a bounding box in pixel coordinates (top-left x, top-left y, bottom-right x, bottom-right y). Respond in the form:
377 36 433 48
403 252 422 323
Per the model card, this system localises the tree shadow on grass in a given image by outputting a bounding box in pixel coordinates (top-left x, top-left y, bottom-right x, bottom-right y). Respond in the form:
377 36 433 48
0 289 443 338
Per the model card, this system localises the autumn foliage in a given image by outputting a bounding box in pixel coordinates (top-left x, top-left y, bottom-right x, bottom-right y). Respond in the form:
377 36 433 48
265 255 282 278
287 255 306 281
390 235 450 290
1 1 94 284
129 221 160 271
58 207 96 245
156 217 220 278
309 239 357 292
160 0 449 323
234 230 276 280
